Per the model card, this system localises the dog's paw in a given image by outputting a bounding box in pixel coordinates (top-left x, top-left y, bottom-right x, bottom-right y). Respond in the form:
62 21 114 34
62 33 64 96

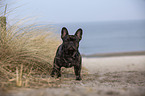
57 74 61 78
76 76 82 81
50 73 55 77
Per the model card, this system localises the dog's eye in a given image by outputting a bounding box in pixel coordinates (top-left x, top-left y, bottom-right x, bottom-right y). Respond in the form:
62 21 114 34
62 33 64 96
63 40 68 42
65 37 71 41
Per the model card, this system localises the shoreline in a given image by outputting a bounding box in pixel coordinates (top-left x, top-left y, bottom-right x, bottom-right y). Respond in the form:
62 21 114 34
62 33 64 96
82 50 145 58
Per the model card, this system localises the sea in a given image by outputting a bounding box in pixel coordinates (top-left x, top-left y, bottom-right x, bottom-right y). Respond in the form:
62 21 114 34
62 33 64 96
53 20 145 55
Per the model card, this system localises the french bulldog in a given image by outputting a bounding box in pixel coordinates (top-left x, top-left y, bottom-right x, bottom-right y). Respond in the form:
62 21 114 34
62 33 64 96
51 27 83 80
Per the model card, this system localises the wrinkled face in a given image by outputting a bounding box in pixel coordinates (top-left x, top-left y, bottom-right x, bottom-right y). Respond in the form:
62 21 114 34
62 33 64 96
61 27 83 54
63 35 79 51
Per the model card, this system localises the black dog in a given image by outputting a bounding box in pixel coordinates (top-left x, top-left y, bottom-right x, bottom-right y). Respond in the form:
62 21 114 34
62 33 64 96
51 27 83 80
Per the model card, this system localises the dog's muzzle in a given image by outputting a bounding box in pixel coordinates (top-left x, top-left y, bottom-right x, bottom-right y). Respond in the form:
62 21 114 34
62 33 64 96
68 46 76 51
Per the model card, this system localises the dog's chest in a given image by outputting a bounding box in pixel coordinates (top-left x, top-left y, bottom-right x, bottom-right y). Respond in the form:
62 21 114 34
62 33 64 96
60 57 77 68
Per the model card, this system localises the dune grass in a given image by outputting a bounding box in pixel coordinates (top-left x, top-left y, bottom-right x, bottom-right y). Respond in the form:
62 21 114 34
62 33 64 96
0 1 61 89
0 16 61 88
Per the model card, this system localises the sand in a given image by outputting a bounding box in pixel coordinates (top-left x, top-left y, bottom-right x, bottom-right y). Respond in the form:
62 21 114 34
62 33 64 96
83 55 145 73
2 55 145 96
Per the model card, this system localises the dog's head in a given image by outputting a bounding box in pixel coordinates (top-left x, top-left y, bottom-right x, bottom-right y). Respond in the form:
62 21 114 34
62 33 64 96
61 27 83 55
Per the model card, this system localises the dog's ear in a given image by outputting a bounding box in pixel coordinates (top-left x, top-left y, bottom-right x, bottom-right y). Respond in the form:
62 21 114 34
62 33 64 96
75 28 83 41
61 27 69 39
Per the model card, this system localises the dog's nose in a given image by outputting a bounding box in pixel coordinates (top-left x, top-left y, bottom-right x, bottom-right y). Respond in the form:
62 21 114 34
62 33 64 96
70 41 75 45
69 46 74 50
70 41 73 44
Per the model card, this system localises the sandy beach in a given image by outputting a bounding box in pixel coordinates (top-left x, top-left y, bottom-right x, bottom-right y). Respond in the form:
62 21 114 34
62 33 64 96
1 55 145 96
83 55 145 74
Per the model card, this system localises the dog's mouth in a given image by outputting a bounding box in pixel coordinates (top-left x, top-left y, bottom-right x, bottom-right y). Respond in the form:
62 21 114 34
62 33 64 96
69 47 74 51
68 46 76 51
64 46 76 56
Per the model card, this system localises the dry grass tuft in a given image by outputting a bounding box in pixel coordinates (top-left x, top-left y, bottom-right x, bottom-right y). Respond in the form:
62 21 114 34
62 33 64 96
0 17 61 88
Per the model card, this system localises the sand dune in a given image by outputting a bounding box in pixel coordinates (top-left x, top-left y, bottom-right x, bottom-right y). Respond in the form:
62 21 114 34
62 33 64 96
2 55 145 96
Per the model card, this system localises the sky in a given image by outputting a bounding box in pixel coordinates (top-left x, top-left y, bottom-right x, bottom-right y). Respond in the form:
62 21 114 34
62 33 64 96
3 0 145 23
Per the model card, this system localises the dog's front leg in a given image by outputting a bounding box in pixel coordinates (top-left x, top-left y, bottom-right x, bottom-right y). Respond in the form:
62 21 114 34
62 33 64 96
56 67 61 78
74 65 82 80
51 66 56 77
51 64 61 78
